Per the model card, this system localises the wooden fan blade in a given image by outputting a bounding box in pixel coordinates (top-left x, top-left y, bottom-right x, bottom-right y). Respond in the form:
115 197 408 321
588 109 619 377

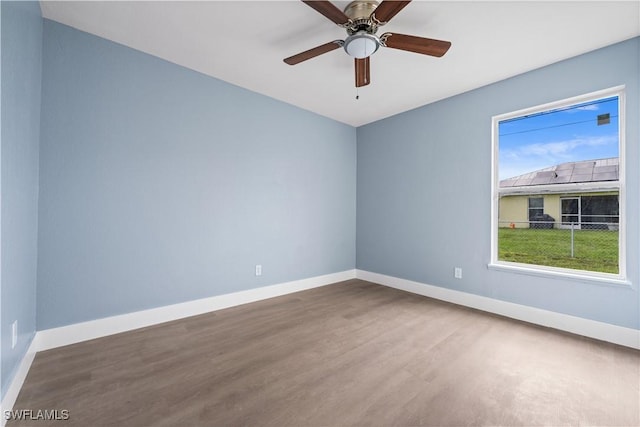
355 57 370 87
371 0 412 24
302 1 350 25
284 41 342 65
383 33 451 57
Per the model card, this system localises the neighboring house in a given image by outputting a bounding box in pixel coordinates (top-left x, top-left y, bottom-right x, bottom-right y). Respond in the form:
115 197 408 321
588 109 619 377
499 158 619 229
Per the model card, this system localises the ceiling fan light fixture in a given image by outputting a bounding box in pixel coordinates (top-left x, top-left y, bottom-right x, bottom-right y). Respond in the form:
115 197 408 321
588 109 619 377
343 32 380 58
286 1 452 87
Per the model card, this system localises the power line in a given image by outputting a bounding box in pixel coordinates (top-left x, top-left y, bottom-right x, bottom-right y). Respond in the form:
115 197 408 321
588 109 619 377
499 114 618 137
500 96 617 125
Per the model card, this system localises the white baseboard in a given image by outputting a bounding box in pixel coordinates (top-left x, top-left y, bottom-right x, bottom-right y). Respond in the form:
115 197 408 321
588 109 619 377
37 269 356 351
356 269 640 350
1 334 40 427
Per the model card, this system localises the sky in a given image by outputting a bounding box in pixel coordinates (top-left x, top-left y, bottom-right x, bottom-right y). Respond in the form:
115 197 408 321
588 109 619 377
498 96 619 180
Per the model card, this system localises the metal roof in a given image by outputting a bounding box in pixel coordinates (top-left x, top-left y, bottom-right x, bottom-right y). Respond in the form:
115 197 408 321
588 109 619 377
500 158 619 188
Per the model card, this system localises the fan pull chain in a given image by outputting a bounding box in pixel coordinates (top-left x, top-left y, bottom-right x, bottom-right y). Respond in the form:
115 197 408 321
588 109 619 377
356 87 359 100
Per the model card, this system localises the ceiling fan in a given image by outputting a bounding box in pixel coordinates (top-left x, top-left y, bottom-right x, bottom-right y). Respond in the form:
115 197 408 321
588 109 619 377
284 0 452 88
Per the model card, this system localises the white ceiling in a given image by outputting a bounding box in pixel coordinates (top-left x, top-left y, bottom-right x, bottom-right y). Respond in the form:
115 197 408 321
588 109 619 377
40 1 640 127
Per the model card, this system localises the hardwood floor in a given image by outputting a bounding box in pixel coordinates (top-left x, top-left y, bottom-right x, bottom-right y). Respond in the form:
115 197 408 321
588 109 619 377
9 279 640 426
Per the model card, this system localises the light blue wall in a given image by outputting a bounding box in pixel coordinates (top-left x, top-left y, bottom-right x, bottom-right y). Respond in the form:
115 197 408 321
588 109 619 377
37 20 356 330
1 1 42 398
357 37 640 330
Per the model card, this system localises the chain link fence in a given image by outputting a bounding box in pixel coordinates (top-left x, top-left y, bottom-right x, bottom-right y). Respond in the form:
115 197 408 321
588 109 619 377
498 220 619 274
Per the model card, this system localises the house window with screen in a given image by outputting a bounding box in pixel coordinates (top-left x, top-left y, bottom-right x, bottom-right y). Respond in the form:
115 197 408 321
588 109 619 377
492 87 625 279
528 197 544 222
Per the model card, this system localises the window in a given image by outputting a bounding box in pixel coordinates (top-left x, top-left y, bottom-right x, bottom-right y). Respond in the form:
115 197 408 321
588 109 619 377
581 195 619 228
528 197 544 221
491 87 625 280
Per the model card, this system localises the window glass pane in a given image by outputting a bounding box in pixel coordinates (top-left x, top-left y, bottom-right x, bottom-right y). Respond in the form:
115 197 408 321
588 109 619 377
581 195 619 226
562 198 578 214
499 96 619 187
528 198 543 208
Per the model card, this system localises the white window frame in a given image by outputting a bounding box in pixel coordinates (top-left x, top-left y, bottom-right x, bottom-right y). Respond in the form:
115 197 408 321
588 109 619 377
489 86 628 285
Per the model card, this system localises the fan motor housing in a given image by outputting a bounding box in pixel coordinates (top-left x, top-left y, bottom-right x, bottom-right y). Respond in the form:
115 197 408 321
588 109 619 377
344 1 379 21
344 1 379 34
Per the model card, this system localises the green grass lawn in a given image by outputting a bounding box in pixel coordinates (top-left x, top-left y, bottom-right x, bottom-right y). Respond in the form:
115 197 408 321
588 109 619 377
498 227 618 274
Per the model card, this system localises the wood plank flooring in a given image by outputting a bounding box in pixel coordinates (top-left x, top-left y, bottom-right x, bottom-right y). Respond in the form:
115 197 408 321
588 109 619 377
9 279 640 426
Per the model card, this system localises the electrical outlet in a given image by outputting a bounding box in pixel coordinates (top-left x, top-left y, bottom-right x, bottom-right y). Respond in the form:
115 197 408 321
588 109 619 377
454 267 462 279
255 264 262 276
11 320 18 349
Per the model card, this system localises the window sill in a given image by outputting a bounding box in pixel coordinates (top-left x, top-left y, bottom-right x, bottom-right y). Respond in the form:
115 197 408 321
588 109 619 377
487 261 631 288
